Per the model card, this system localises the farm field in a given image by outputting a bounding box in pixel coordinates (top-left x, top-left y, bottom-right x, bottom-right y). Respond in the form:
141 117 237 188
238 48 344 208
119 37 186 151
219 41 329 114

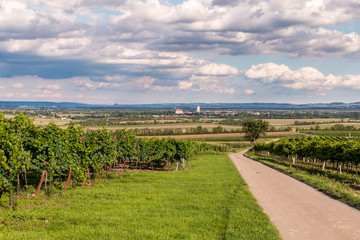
4 111 360 132
2 114 71 128
301 130 360 137
298 122 360 129
264 118 350 125
32 118 71 127
86 119 358 131
87 123 239 130
0 153 280 240
147 131 303 139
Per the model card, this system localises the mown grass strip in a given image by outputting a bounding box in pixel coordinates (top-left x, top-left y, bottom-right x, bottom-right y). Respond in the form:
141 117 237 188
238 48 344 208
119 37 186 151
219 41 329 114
245 150 360 209
0 153 280 240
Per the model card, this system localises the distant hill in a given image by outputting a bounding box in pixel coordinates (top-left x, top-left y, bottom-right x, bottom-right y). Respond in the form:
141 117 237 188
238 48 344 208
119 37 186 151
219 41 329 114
1 101 360 110
110 102 360 110
0 101 102 108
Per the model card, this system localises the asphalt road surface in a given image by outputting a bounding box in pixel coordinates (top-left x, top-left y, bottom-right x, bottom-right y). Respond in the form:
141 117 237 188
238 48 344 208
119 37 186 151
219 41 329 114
229 150 360 240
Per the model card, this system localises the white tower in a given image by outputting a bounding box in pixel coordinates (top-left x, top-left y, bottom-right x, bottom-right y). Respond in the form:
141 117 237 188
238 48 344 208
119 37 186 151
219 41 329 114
196 106 200 113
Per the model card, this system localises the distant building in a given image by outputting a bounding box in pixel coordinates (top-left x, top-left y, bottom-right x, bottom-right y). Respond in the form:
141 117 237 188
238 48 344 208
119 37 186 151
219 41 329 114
196 106 200 113
175 109 184 114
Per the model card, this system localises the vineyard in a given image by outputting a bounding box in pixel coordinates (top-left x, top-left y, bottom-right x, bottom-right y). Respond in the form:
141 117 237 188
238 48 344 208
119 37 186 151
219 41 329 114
0 113 216 206
253 136 360 175
300 130 360 137
250 136 360 207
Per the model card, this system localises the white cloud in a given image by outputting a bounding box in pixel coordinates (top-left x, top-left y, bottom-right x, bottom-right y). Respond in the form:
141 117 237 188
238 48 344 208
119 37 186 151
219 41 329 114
245 89 255 95
133 76 156 89
152 85 174 91
195 63 239 76
101 75 126 82
0 75 126 103
98 82 121 89
0 0 360 103
178 80 193 89
0 93 15 98
12 83 23 88
245 62 360 91
74 79 97 90
38 84 61 90
1 0 359 63
186 75 236 94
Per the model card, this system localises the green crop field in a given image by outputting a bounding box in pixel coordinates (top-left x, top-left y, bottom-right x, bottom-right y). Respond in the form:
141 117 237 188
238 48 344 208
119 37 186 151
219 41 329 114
0 153 280 240
301 130 360 137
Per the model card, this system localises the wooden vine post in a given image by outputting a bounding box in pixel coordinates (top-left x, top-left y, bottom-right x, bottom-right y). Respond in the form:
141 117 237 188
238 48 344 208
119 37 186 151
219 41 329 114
64 169 72 192
35 169 47 197
83 168 90 184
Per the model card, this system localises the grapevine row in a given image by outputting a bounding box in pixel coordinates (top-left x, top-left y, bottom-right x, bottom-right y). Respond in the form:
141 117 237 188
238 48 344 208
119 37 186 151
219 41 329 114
0 113 207 201
253 136 360 174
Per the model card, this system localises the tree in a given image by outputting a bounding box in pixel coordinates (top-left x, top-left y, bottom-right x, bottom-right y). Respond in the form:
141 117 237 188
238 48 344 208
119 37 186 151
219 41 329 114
241 119 269 142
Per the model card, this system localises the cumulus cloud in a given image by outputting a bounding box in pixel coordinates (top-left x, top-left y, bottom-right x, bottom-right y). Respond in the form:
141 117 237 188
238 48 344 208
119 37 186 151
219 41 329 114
245 62 360 91
12 83 23 88
74 80 97 91
0 0 359 103
245 89 255 95
133 76 156 89
1 0 359 63
37 84 61 90
178 80 193 89
183 75 236 94
98 82 121 89
152 85 174 91
105 0 360 58
0 75 121 103
195 63 239 76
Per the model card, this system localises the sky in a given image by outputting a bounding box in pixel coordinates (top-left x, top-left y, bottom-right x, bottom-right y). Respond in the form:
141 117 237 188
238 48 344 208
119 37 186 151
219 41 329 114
0 0 360 104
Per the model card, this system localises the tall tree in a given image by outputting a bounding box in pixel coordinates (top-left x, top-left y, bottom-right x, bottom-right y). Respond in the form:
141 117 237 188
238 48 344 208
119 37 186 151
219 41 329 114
241 119 269 142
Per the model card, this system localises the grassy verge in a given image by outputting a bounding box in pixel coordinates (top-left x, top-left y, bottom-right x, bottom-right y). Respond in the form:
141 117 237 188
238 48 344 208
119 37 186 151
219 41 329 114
0 153 280 240
245 150 360 209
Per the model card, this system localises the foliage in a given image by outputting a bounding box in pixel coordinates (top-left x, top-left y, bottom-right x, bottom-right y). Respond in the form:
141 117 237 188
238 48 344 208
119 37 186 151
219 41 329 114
241 119 269 142
301 130 360 137
0 114 213 201
134 125 242 136
245 150 360 208
0 154 280 240
253 136 360 175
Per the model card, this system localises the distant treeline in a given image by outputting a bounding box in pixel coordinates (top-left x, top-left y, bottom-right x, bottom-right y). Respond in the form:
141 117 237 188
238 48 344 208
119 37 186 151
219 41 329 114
75 119 193 126
134 126 241 136
218 119 242 125
293 120 357 126
300 124 360 131
134 125 292 136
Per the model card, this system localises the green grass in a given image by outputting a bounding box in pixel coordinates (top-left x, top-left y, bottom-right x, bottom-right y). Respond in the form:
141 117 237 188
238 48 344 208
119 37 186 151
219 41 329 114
0 153 280 240
245 151 360 209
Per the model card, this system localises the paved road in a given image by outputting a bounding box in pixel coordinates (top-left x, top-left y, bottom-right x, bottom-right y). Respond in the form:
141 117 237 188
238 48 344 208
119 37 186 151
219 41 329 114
229 150 360 240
